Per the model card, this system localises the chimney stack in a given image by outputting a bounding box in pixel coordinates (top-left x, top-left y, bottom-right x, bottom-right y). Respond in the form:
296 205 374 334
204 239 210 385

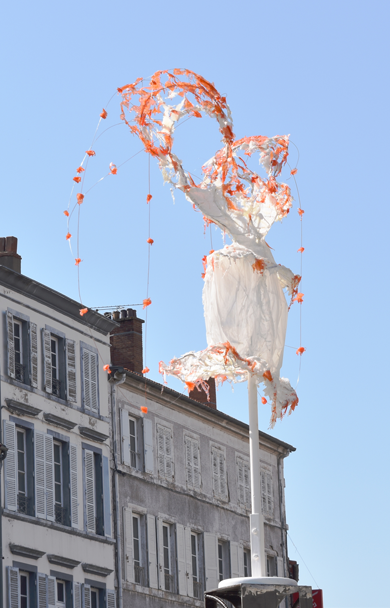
189 378 217 409
0 237 21 274
110 308 144 374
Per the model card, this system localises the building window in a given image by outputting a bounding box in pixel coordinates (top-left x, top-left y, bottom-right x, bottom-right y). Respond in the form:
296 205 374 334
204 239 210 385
120 411 144 470
185 436 201 490
82 347 99 414
14 320 25 383
6 310 38 387
218 541 230 582
84 448 110 537
243 549 251 577
50 336 61 396
237 456 251 508
267 555 277 577
56 580 66 608
15 427 33 515
156 425 173 480
91 588 99 608
20 571 29 608
133 514 146 585
261 469 274 516
163 524 173 591
191 533 204 598
211 446 227 499
53 440 70 525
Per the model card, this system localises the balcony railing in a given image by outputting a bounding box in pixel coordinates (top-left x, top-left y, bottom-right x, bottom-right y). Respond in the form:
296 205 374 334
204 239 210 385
55 504 68 525
164 572 174 592
15 363 25 383
52 378 61 397
134 564 145 586
193 580 203 599
17 494 32 515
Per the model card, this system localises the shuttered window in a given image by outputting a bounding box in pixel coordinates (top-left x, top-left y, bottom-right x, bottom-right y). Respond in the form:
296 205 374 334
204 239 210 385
82 349 99 414
66 339 77 403
3 421 17 512
70 444 79 528
185 436 201 490
29 322 38 388
6 567 19 608
211 446 227 498
237 456 251 507
156 425 173 480
261 469 274 515
35 431 55 521
6 311 36 387
84 449 96 533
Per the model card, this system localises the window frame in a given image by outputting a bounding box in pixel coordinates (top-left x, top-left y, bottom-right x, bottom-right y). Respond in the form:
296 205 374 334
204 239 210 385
243 548 251 577
19 570 29 608
217 540 230 582
6 309 36 388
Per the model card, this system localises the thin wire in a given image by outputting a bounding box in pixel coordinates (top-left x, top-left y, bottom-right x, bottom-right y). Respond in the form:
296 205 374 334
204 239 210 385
287 532 320 589
145 154 151 370
91 304 143 310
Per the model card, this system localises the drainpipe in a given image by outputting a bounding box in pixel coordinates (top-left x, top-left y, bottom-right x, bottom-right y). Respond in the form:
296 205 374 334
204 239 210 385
277 453 288 608
109 368 126 608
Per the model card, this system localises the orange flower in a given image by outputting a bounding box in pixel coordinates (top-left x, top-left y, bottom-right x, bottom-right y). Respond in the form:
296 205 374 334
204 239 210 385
73 176 81 183
293 292 304 304
64 210 69 217
185 381 195 391
291 168 298 175
147 238 154 245
79 308 88 316
76 166 85 173
298 208 304 217
297 247 305 253
103 364 111 373
261 397 267 405
66 232 71 240
100 109 107 119
77 193 84 204
140 406 148 414
296 347 306 355
75 258 82 265
142 367 150 374
143 298 152 309
110 162 117 175
263 370 273 382
146 194 152 203
86 150 96 157
252 259 265 274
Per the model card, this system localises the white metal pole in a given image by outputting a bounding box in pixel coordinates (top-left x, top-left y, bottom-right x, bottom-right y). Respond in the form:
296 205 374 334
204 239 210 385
248 374 266 577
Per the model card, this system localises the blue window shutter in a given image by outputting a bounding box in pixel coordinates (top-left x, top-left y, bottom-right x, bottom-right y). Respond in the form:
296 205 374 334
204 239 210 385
29 322 38 388
6 311 15 379
102 455 111 537
3 421 17 511
6 566 19 608
37 573 48 608
106 590 116 608
73 583 82 608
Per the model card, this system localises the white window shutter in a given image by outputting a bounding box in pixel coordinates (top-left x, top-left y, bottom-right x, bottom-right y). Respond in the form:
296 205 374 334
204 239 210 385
230 542 240 578
192 439 201 489
6 566 19 608
277 557 284 577
237 458 244 504
82 584 91 608
176 523 187 596
3 421 17 511
106 590 116 608
90 352 98 413
157 426 165 477
219 451 227 497
42 329 52 394
143 418 154 474
6 311 15 379
204 533 218 591
261 470 273 515
244 461 251 507
238 545 245 577
66 339 77 403
147 514 158 589
121 410 131 466
70 444 79 528
37 573 47 608
164 430 173 479
83 350 91 410
261 471 267 513
184 527 193 597
45 434 55 521
84 449 96 533
185 438 193 487
73 583 82 608
156 517 164 590
83 351 98 413
47 576 56 608
212 449 219 495
266 472 273 513
35 431 46 519
123 507 134 583
29 322 38 388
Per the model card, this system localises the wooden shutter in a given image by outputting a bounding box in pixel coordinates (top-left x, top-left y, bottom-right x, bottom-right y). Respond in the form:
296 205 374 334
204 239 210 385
157 426 165 477
82 584 91 608
261 470 273 515
212 448 219 495
6 311 15 379
45 434 55 521
35 431 46 519
123 507 134 583
70 444 79 528
238 546 245 577
185 438 193 487
106 590 116 608
47 576 56 608
243 461 251 507
66 339 77 403
277 556 284 577
83 350 98 413
219 450 226 497
29 322 38 388
83 350 91 410
73 583 82 608
156 517 164 590
184 527 193 597
147 514 158 589
143 418 154 474
42 329 52 393
37 573 47 608
102 455 112 537
176 523 187 595
90 352 98 413
6 566 19 608
192 439 200 489
3 420 17 511
204 533 218 591
84 449 96 533
230 542 240 578
212 447 226 497
266 471 273 513
164 430 173 478
121 410 131 466
237 458 245 504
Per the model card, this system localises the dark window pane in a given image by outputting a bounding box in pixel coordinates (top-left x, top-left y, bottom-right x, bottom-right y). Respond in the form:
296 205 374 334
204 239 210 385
133 517 139 540
91 590 98 608
17 431 25 451
129 420 135 436
14 323 20 338
18 450 25 472
54 443 61 464
20 597 27 608
134 538 140 562
18 472 25 493
57 582 64 602
20 574 27 595
55 462 61 483
55 483 61 504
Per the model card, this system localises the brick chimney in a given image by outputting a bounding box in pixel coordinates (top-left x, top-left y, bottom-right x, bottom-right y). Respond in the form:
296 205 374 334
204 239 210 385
189 378 217 409
110 309 144 374
0 237 21 273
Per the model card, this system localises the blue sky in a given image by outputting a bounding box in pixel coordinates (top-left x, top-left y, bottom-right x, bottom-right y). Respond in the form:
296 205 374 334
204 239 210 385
1 1 389 606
